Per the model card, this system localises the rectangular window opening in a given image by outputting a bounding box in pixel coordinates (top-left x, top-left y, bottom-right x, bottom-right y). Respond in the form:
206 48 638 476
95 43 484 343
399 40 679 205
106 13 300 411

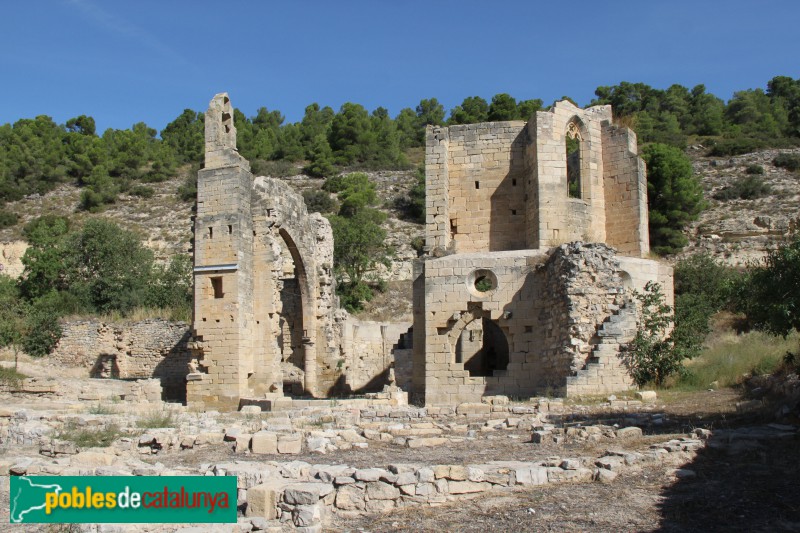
512 178 517 186
474 181 480 190
227 225 232 234
208 227 213 238
211 276 224 299
511 210 517 215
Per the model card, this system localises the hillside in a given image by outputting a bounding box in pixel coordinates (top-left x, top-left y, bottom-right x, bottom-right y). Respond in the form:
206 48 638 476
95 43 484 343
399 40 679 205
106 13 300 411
0 145 797 321
682 146 800 265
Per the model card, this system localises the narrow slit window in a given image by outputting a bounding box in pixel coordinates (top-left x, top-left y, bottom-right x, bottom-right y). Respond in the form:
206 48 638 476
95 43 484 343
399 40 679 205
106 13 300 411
227 224 232 234
211 277 224 299
566 120 582 199
208 227 213 238
475 181 480 190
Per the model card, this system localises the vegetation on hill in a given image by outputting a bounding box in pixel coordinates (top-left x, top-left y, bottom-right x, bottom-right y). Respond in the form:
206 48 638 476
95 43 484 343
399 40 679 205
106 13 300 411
0 217 192 358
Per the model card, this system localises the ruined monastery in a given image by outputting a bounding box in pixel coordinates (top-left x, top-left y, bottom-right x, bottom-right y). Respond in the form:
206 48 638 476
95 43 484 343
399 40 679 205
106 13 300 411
185 93 672 410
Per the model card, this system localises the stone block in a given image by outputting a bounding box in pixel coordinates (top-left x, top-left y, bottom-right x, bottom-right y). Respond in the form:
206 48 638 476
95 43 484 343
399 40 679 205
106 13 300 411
277 434 302 454
448 481 489 494
513 466 548 486
616 427 643 439
335 485 365 511
246 481 285 520
235 433 252 453
283 483 334 505
366 481 400 500
251 431 278 454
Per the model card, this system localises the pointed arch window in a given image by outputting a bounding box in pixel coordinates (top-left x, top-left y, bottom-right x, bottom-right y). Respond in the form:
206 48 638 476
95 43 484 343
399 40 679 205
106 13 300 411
566 121 582 199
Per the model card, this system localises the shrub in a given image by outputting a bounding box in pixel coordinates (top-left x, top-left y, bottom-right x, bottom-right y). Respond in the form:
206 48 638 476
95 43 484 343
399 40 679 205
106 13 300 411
410 236 425 255
302 189 337 214
129 185 155 198
734 234 800 338
713 175 771 200
627 282 704 386
0 209 18 229
22 307 62 357
773 153 800 172
393 164 425 223
708 138 767 156
745 164 764 175
178 173 197 202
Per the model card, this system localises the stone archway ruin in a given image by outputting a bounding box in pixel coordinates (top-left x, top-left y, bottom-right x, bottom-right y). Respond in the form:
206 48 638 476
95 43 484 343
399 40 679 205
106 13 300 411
186 93 338 410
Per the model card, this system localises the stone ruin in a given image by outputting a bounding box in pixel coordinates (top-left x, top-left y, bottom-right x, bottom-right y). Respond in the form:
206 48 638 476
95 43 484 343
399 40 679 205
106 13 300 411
412 101 672 405
185 93 672 411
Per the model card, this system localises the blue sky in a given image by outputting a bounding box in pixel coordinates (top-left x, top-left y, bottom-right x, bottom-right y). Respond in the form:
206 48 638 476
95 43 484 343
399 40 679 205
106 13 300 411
2 1 798 134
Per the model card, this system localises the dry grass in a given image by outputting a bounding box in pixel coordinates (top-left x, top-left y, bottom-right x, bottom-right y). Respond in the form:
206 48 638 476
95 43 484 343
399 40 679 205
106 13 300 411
675 330 798 390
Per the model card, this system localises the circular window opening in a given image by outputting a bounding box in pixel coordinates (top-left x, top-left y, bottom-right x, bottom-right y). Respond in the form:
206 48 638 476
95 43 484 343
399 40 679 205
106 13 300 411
475 276 493 293
467 269 497 296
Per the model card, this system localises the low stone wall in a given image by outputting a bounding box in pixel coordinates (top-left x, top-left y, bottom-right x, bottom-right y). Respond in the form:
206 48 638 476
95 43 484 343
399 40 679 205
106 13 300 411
51 319 192 401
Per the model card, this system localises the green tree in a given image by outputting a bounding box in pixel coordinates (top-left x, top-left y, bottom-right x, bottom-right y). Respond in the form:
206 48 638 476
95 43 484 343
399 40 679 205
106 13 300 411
329 211 390 312
329 103 373 165
488 93 517 121
448 96 489 125
161 109 204 164
145 254 192 313
304 134 335 177
516 98 543 119
299 103 335 156
61 219 155 314
641 143 705 255
395 107 421 149
19 215 71 300
673 254 739 357
735 234 800 338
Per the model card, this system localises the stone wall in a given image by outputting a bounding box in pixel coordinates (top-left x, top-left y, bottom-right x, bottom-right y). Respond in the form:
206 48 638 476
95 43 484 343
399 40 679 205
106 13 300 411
188 93 341 410
340 319 412 393
602 123 649 256
426 122 529 254
51 319 192 400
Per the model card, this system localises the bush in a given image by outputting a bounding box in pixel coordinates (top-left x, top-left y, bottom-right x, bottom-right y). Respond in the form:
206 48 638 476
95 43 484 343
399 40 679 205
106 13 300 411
627 282 703 386
708 138 768 156
22 307 62 357
745 164 764 175
129 185 155 198
773 153 800 172
734 234 800 337
410 236 425 255
713 175 771 200
178 173 197 202
302 190 337 214
0 209 18 228
673 254 740 361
